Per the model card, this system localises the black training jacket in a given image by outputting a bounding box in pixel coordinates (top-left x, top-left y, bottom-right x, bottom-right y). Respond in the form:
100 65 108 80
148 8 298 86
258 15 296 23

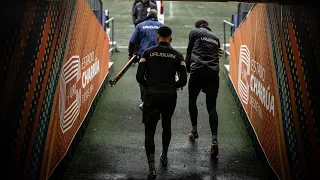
185 26 221 73
132 1 157 26
136 42 187 95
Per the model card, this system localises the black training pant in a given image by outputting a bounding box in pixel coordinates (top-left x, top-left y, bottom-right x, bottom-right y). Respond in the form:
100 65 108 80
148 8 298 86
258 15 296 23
143 93 177 154
135 54 145 102
139 84 146 102
188 71 219 134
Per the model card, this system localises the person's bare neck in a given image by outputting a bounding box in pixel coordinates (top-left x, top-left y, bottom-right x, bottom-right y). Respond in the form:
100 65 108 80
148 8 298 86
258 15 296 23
158 38 171 44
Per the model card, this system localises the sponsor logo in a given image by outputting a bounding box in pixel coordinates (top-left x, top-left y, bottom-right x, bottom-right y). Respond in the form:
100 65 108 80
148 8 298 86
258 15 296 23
238 45 250 105
59 56 81 133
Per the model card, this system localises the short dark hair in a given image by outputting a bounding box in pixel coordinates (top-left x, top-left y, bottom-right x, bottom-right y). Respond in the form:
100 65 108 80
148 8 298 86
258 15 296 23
157 26 172 38
195 20 208 28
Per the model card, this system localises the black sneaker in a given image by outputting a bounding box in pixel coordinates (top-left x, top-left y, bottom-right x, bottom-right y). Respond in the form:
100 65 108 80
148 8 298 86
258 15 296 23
147 169 157 180
188 131 199 141
211 139 219 157
160 153 168 166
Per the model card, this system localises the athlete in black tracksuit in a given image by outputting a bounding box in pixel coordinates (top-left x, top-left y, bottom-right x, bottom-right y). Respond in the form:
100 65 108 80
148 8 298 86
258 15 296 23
136 26 187 180
185 20 222 157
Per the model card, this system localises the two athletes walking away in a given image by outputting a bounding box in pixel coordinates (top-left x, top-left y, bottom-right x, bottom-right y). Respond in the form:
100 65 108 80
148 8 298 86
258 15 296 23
133 20 221 179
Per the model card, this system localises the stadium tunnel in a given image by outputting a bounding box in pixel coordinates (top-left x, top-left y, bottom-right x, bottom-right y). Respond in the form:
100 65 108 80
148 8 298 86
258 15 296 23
1 0 319 180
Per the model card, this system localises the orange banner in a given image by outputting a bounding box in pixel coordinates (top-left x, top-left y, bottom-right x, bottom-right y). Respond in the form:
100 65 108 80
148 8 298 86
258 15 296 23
40 0 109 178
229 4 288 179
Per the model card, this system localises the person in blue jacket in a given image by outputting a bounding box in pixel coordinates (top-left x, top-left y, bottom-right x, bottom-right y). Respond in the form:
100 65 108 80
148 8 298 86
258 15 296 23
128 9 164 109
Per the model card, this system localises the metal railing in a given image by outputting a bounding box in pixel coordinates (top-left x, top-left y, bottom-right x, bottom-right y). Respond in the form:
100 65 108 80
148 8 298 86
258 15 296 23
105 16 118 56
223 20 235 56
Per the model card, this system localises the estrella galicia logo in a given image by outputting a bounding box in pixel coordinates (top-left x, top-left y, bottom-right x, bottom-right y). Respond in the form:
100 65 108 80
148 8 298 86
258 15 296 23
238 45 250 105
59 56 81 133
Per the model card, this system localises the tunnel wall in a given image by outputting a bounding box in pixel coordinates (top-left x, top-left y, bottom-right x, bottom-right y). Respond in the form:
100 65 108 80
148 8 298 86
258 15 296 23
229 3 320 180
0 0 110 179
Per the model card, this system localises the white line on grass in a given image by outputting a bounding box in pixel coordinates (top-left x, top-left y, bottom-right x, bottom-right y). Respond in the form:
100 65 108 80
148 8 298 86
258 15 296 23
169 1 173 18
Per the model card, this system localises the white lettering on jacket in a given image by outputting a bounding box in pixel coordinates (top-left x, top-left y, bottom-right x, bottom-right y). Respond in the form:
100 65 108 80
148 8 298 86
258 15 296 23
200 37 218 45
150 52 176 59
142 26 160 29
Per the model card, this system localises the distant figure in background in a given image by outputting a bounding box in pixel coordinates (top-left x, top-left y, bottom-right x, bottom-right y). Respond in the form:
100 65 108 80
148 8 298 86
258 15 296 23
132 0 141 14
132 0 157 27
128 9 164 109
131 0 157 66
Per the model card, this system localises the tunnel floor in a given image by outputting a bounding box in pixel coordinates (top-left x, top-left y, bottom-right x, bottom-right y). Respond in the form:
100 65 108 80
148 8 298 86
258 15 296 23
61 51 268 180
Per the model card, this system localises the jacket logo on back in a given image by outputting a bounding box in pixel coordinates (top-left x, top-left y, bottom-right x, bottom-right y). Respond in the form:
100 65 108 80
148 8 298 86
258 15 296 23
150 52 176 59
200 37 218 45
142 25 160 29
